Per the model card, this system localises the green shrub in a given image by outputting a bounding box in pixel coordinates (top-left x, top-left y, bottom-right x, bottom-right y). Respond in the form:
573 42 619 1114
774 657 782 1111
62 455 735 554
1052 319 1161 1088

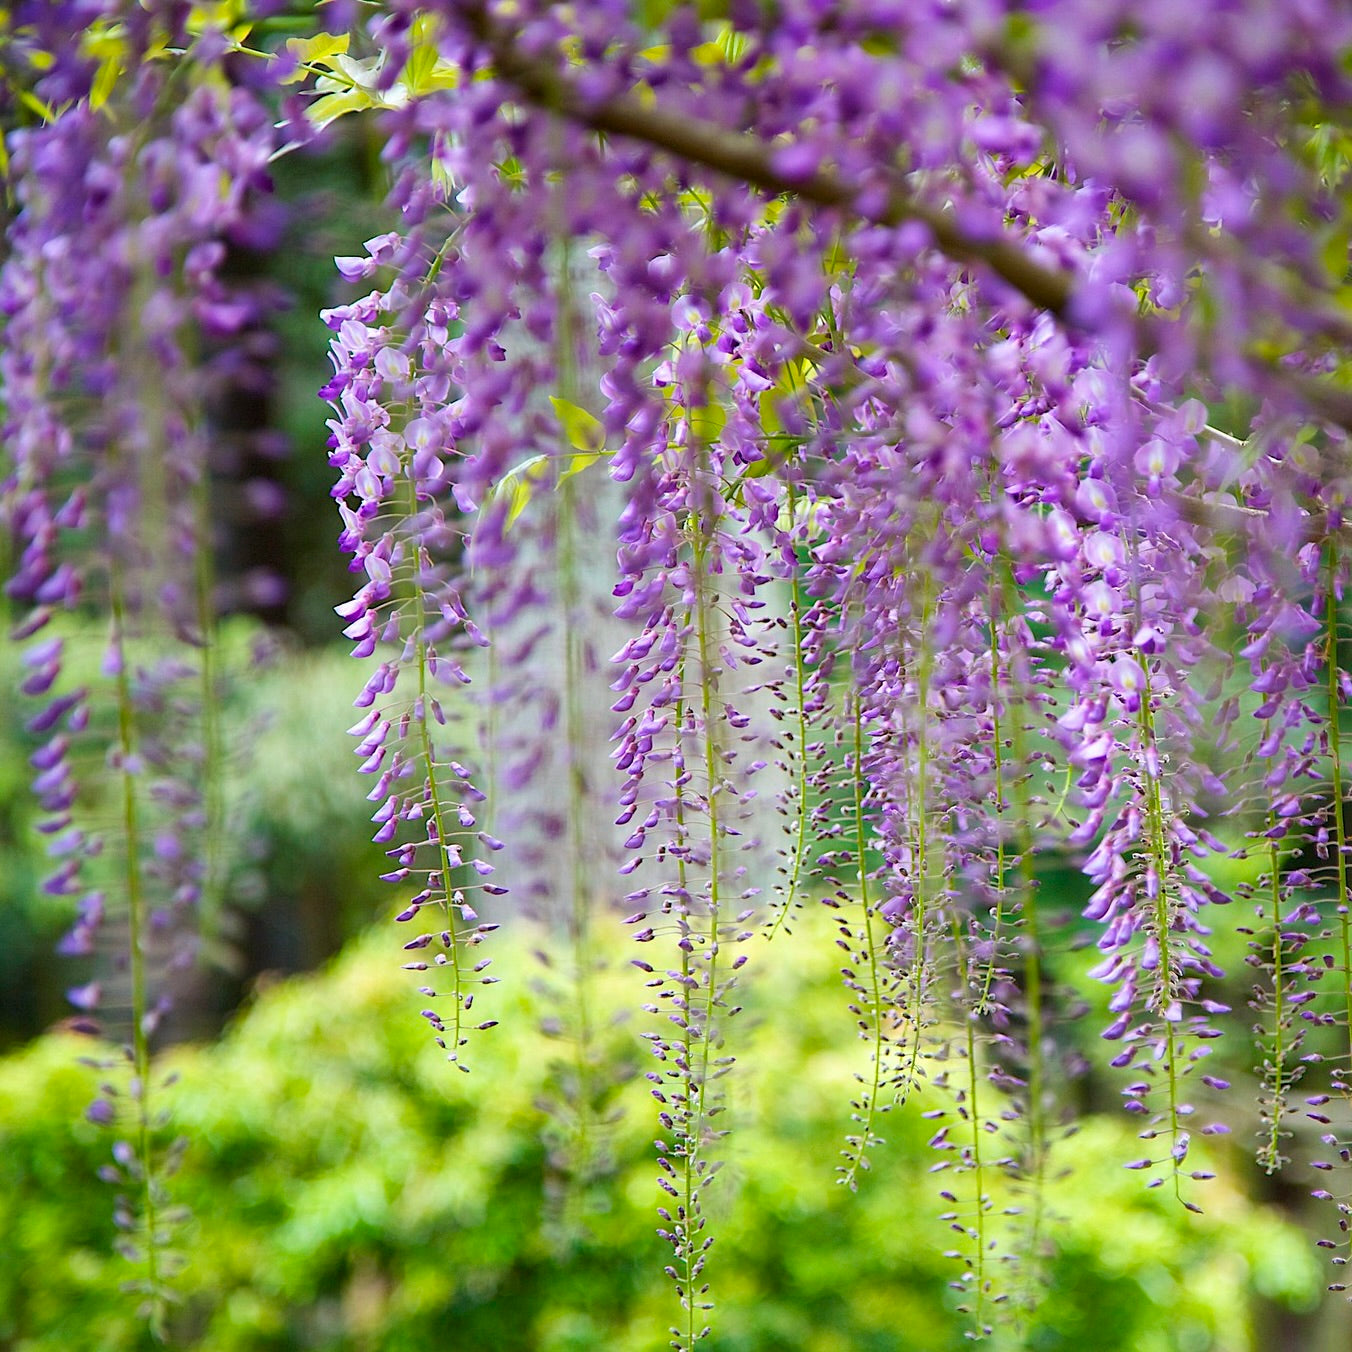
0 922 1320 1351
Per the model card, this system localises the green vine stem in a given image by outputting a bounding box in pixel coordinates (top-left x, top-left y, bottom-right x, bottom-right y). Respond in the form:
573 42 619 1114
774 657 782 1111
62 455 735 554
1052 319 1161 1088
901 583 936 1093
109 579 166 1338
983 563 1049 1323
838 692 889 1191
950 912 994 1335
765 479 814 942
1258 823 1291 1174
404 473 467 1067
1325 541 1352 1070
1137 658 1187 1203
193 463 225 937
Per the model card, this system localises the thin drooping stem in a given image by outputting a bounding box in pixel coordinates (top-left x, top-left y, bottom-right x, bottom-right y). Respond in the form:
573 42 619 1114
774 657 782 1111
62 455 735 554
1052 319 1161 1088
766 482 813 942
978 580 1009 1016
662 674 710 1352
407 476 466 1065
685 476 724 1348
952 909 993 1333
109 580 165 1337
984 567 1050 1315
415 636 467 1056
904 586 936 1084
194 467 225 933
1259 825 1289 1174
1138 661 1185 1200
1326 544 1352 1063
1008 706 1048 1327
838 693 887 1191
671 683 700 1348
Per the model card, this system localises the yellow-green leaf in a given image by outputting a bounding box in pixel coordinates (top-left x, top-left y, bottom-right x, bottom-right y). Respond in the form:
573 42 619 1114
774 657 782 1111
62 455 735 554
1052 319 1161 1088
549 397 606 453
283 31 350 82
687 400 727 445
558 451 603 485
505 479 534 526
187 0 251 40
761 358 812 440
490 454 549 528
490 446 607 530
15 88 55 123
89 53 121 111
306 87 374 130
402 17 456 97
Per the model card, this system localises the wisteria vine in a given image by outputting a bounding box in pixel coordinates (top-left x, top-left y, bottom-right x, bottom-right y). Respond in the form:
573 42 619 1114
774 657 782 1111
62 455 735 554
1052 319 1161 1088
7 0 1352 1342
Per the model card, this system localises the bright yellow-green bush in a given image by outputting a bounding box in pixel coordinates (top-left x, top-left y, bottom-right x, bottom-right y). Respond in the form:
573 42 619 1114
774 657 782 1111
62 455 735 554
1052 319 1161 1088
0 921 1320 1351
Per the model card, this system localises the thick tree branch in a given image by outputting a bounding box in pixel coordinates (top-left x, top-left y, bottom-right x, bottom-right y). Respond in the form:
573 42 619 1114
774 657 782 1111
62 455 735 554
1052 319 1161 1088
463 6 1074 318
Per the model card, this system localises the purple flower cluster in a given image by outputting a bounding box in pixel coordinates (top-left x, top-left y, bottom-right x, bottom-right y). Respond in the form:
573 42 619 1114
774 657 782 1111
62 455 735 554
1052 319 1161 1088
13 0 1352 1340
321 225 513 1066
302 2 1352 1333
3 0 278 992
0 0 280 1320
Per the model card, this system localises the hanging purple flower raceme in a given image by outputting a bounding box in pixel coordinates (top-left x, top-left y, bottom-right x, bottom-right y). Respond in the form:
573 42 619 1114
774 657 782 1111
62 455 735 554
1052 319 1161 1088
323 223 507 1069
1226 430 1352 1267
293 0 1352 1332
1012 388 1224 1199
1 2 282 1322
609 302 790 1346
1163 411 1333 1178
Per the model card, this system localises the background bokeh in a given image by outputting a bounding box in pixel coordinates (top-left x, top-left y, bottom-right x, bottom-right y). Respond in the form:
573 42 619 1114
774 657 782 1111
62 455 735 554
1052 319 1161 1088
0 919 1331 1351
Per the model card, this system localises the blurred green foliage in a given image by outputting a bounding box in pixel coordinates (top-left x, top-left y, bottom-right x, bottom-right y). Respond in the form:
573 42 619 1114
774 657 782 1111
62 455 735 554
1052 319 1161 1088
0 626 396 1045
259 133 392 645
211 633 407 974
0 634 78 1038
0 919 1322 1351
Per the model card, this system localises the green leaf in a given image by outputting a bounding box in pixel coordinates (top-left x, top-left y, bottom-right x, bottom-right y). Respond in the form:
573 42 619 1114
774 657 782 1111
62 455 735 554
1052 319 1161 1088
186 0 253 42
14 88 55 123
89 53 121 111
282 31 349 83
688 399 727 445
306 87 375 130
760 358 811 440
499 454 549 527
558 451 603 485
401 17 458 97
549 397 606 454
488 445 607 531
